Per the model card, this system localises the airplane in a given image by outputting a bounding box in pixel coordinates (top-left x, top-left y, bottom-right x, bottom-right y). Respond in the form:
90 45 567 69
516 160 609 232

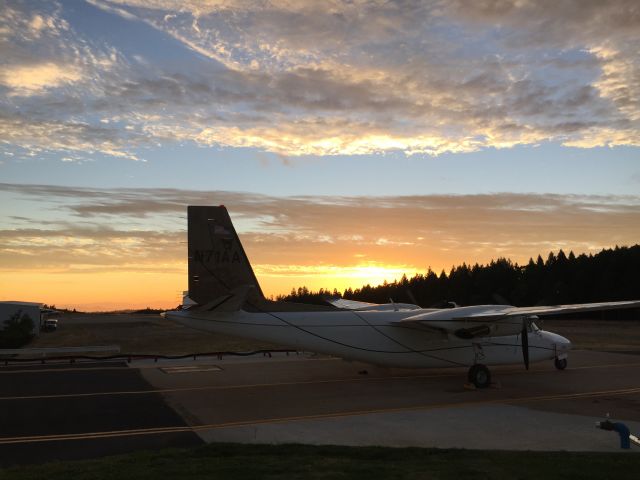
163 206 640 388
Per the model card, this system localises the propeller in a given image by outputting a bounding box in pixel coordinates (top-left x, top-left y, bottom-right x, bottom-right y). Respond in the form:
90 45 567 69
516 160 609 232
521 317 530 370
406 289 418 306
492 293 510 305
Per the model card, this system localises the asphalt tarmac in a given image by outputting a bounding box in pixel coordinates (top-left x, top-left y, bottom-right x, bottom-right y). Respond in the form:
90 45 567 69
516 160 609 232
1 350 639 466
140 350 640 451
0 362 201 467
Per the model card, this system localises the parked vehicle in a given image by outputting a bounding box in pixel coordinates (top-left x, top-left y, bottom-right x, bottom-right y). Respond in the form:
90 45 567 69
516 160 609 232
43 319 58 332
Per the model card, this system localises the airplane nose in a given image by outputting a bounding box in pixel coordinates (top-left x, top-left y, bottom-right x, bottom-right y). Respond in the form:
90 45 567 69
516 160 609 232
556 335 571 352
541 331 571 353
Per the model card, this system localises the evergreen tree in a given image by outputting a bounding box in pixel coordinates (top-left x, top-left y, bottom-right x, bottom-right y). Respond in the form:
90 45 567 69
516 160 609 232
279 245 640 312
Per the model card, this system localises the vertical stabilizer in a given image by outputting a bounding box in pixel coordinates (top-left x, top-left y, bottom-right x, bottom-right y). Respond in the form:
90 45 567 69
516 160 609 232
187 206 264 306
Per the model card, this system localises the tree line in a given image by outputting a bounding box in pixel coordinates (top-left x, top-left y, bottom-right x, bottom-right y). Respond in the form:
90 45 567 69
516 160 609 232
277 245 640 309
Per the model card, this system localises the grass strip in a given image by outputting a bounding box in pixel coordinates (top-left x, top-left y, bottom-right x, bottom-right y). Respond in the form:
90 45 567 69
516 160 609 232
2 443 639 480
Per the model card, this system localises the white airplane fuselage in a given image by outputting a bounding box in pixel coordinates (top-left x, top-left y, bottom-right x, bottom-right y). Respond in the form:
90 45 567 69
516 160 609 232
162 205 640 383
166 308 571 369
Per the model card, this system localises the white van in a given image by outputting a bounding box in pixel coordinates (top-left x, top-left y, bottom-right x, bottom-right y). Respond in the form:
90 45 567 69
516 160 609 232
43 318 58 332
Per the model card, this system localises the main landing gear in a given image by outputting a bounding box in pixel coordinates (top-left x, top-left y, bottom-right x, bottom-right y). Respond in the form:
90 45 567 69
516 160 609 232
468 364 491 389
554 357 568 370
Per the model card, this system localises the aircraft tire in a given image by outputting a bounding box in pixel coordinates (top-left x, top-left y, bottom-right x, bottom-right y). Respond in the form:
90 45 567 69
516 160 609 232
554 357 567 370
468 364 491 388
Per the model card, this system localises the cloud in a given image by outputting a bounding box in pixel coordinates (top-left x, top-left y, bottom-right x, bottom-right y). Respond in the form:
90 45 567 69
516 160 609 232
589 45 640 122
1 0 639 158
0 62 83 95
0 224 184 272
444 0 640 48
85 0 139 22
441 0 640 146
0 3 68 43
0 2 129 157
0 113 140 160
2 183 639 280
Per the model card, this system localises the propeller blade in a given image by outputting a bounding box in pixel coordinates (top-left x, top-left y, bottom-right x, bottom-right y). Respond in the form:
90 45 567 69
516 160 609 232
406 289 418 306
521 321 530 370
492 293 510 305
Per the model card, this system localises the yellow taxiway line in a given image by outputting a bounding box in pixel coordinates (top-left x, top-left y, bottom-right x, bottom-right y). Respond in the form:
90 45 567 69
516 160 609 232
1 386 639 445
2 361 640 402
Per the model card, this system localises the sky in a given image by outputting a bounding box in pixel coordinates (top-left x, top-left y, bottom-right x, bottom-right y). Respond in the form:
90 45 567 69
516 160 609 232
1 0 639 310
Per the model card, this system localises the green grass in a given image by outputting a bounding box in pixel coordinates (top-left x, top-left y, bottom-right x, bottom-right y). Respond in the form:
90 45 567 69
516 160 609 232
2 443 639 480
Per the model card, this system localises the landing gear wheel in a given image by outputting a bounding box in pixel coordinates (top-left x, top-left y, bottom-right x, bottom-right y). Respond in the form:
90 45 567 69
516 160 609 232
554 357 567 370
468 364 491 388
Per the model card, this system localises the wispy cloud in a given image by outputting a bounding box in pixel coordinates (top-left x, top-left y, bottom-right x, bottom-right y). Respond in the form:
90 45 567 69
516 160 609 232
2 183 639 279
0 225 184 272
1 0 638 160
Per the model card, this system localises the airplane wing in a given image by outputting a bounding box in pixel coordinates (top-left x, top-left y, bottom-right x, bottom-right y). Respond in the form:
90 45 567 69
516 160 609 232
327 298 422 312
393 300 640 339
490 300 640 318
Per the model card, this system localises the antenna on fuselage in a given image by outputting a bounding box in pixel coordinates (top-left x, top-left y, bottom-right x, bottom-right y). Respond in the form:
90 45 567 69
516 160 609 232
389 298 398 311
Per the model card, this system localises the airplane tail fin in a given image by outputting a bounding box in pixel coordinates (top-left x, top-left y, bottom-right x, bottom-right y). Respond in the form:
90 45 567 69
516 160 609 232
187 206 264 307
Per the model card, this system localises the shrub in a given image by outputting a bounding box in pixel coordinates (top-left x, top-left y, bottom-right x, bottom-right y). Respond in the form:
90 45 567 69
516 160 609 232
0 310 35 348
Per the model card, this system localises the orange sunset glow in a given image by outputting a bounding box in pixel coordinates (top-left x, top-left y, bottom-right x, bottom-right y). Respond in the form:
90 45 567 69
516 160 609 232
1 1 639 311
2 189 639 311
0 262 420 312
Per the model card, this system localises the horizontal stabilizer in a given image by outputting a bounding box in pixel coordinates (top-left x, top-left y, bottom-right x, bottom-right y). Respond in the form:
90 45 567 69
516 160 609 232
327 298 422 312
196 285 255 312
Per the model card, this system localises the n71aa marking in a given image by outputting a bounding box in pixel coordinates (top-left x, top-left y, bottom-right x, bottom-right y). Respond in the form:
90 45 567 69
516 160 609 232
193 249 241 264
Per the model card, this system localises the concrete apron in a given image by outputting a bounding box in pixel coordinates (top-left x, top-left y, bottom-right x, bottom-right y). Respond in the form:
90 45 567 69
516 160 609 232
195 404 640 452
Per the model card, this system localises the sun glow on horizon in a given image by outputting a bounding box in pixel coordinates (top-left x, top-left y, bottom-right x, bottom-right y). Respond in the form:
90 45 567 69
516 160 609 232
256 262 421 298
0 262 423 312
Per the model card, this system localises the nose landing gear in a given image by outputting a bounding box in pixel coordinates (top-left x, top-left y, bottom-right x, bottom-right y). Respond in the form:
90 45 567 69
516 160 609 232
468 364 491 388
554 357 567 370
